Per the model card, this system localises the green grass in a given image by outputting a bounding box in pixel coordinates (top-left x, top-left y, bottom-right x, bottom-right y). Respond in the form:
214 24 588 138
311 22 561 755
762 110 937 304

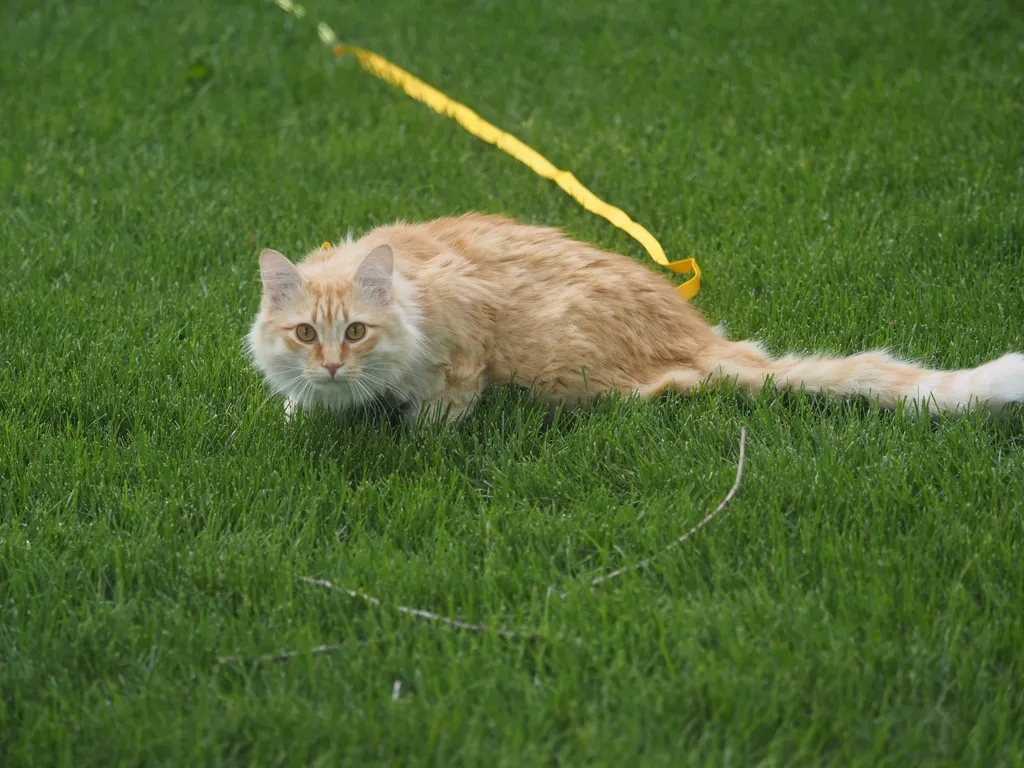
2 0 1024 764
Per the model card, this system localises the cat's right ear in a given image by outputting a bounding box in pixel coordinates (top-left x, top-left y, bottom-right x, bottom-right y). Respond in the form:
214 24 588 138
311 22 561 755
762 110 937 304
259 249 303 308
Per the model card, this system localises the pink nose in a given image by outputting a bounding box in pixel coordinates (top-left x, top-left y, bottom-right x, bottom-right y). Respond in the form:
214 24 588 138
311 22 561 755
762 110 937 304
323 363 342 377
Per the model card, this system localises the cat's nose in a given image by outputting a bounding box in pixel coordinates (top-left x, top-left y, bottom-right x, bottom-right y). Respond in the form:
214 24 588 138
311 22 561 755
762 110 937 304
323 363 342 377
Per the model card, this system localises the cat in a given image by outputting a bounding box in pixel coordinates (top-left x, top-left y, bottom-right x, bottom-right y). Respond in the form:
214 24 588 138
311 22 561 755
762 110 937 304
247 213 1024 424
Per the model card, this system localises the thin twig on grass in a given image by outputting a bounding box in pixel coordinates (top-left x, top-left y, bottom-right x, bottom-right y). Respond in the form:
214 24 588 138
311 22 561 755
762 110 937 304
217 643 343 665
299 576 544 640
587 425 747 588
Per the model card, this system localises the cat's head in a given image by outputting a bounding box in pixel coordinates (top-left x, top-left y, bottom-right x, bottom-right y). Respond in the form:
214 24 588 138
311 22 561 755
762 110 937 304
247 244 422 409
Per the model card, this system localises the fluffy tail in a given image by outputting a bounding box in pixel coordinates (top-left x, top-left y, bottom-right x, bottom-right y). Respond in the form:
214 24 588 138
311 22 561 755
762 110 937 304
705 340 1024 415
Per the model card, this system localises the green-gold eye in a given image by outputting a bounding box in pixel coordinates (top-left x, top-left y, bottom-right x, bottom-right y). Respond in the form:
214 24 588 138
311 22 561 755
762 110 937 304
345 322 366 341
296 324 317 342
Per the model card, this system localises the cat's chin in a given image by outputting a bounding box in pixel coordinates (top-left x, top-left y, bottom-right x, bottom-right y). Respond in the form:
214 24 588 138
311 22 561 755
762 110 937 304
312 378 348 389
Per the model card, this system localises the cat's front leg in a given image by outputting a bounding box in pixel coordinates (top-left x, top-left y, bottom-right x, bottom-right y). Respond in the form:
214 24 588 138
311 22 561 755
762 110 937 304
405 363 486 427
284 396 299 421
407 390 480 426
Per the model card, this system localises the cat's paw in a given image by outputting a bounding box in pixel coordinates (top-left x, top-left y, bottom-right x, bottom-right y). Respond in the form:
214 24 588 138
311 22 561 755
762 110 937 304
398 398 422 429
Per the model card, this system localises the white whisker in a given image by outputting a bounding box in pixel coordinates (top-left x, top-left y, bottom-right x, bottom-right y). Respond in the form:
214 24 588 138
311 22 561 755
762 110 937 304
351 378 386 421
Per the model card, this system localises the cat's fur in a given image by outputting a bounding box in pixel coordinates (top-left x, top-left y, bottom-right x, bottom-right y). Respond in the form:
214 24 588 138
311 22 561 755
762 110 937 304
247 213 1024 423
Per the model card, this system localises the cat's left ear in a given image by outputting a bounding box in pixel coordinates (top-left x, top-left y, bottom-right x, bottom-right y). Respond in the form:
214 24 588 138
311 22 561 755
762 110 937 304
354 244 394 304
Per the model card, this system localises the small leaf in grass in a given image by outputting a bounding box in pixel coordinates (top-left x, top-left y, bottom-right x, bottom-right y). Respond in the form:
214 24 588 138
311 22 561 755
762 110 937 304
185 59 214 85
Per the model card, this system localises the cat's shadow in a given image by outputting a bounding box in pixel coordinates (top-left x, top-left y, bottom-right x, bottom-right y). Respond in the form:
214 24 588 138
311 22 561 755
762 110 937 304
280 385 604 483
281 383 1024 488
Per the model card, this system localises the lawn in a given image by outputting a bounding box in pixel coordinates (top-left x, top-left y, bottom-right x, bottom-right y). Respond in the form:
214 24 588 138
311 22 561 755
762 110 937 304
2 0 1023 764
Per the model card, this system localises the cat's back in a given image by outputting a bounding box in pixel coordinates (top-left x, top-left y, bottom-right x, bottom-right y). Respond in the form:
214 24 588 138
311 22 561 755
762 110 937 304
422 213 626 271
351 215 705 329
362 212 668 287
421 213 698 312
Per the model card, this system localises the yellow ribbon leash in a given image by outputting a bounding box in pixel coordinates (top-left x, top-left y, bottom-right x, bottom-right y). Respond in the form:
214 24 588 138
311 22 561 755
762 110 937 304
274 1 700 300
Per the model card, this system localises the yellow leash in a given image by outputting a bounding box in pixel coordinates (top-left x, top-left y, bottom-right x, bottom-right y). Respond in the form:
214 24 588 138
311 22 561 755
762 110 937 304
274 1 701 301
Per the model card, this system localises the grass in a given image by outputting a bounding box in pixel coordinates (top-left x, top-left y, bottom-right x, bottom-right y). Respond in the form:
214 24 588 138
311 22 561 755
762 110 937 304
2 0 1023 764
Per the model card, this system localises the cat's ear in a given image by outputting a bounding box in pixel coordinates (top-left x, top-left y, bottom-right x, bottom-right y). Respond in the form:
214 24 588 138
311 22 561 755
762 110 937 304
259 249 303 308
354 244 394 304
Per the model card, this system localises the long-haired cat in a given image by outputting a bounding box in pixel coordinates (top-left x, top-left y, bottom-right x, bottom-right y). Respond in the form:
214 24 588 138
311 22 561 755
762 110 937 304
247 213 1024 423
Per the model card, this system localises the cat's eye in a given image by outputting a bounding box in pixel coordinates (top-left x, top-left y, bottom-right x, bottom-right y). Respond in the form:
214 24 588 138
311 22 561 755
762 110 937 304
345 322 366 341
296 324 317 342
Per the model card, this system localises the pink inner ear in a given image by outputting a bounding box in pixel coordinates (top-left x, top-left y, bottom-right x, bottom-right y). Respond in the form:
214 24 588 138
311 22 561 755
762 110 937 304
354 244 394 304
260 249 303 307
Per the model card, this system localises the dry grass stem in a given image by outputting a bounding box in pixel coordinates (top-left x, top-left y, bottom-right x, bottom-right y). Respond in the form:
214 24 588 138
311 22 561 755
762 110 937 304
300 576 544 640
588 426 747 588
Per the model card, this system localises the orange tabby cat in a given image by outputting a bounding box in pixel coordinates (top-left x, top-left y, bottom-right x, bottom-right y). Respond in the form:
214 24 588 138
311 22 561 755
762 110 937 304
247 213 1024 423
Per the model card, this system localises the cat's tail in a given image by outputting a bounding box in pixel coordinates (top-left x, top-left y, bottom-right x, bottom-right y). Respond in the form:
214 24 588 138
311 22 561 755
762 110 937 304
702 339 1024 415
